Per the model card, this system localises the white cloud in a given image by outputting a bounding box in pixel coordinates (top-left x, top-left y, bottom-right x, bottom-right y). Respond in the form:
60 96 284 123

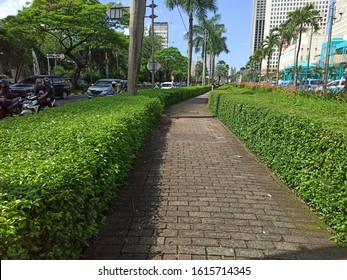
0 0 32 19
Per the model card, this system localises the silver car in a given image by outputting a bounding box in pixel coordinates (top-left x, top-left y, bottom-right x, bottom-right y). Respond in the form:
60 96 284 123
86 78 122 98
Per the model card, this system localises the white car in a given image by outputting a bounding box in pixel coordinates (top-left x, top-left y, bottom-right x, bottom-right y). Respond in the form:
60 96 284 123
326 79 346 93
160 82 175 90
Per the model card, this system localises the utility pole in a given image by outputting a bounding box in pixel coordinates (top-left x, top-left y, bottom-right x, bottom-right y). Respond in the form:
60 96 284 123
149 1 157 85
324 1 344 85
202 29 209 86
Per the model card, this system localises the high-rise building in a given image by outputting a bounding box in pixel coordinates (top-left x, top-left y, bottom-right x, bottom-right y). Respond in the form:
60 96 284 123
149 22 169 49
250 0 331 74
332 0 347 40
250 0 267 54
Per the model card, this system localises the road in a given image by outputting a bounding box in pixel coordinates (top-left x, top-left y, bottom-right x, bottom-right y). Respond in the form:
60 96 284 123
56 94 88 106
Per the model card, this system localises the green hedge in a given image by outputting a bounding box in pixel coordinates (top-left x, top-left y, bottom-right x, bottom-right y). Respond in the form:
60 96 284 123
208 86 347 246
0 86 210 259
0 95 163 259
139 86 211 107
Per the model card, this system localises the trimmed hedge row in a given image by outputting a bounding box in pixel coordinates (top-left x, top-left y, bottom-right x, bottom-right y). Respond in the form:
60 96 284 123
138 86 211 107
0 86 210 259
0 95 163 259
208 86 347 246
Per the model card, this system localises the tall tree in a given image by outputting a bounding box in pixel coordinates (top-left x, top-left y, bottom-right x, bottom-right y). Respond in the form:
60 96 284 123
272 21 295 85
191 14 228 84
215 60 229 84
11 0 124 80
0 15 38 81
154 47 187 81
127 0 147 95
203 14 229 83
251 47 267 82
261 30 280 81
165 0 217 86
286 4 320 87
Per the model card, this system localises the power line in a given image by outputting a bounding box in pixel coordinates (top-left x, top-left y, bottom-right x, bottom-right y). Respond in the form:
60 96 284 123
176 5 188 32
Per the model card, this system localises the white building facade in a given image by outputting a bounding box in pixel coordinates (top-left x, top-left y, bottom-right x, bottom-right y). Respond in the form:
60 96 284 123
250 0 333 75
332 0 347 40
149 22 169 49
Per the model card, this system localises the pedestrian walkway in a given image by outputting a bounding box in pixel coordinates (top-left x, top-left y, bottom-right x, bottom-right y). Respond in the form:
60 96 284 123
83 92 347 260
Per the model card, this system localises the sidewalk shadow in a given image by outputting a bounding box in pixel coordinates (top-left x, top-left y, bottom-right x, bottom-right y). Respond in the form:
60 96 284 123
82 115 173 260
264 245 347 260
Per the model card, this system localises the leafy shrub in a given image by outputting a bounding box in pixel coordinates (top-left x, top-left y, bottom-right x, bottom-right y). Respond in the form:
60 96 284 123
138 86 211 107
208 86 347 246
0 95 163 259
0 86 210 259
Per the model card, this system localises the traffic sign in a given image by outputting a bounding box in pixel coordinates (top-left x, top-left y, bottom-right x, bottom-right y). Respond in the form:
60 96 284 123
147 60 161 73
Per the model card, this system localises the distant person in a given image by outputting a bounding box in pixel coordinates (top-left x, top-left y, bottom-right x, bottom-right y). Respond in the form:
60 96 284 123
34 78 52 107
0 79 12 98
154 83 160 89
0 79 21 114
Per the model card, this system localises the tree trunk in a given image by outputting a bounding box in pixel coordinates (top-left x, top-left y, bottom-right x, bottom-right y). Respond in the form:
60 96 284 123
127 0 147 95
210 54 215 84
266 56 270 81
187 12 193 87
294 28 303 87
276 43 283 86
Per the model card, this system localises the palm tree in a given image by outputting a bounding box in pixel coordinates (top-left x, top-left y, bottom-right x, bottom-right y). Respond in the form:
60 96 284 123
286 4 320 87
191 14 229 84
215 60 229 84
165 0 218 86
206 16 229 84
328 66 339 80
261 30 280 81
272 21 295 85
252 47 267 82
127 0 147 95
311 65 324 78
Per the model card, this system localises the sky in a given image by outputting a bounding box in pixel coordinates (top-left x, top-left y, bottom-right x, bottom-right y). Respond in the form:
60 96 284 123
0 0 253 71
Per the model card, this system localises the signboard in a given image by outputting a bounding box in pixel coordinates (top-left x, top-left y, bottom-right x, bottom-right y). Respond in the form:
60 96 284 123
147 60 161 73
107 4 124 20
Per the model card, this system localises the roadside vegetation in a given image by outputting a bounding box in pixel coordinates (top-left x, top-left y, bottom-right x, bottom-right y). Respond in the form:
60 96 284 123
0 87 210 259
208 83 347 246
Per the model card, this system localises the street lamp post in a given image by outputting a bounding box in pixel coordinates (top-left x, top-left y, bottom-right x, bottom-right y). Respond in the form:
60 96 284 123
149 1 157 86
202 29 209 86
324 1 344 85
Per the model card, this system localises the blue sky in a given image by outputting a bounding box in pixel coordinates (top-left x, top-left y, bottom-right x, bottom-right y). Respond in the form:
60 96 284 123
105 0 253 70
1 0 253 71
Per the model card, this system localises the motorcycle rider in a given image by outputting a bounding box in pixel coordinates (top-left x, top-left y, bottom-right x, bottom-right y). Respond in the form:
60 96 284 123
0 79 22 116
34 78 53 108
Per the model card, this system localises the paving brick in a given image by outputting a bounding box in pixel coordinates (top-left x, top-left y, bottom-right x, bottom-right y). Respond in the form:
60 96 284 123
82 93 347 260
206 247 235 257
235 249 265 259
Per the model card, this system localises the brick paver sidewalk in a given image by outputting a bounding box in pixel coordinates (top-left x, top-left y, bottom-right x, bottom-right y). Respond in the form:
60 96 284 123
83 92 347 260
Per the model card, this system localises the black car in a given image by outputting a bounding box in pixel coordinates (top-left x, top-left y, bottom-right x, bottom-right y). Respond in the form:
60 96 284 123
10 75 71 99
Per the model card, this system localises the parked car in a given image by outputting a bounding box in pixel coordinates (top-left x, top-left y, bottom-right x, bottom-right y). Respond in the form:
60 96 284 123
160 82 175 90
325 78 346 93
174 81 186 87
10 75 71 99
86 78 123 98
299 78 324 92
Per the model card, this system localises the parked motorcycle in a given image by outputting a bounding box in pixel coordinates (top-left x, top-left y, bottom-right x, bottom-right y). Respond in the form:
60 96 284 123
20 92 56 115
0 96 23 120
